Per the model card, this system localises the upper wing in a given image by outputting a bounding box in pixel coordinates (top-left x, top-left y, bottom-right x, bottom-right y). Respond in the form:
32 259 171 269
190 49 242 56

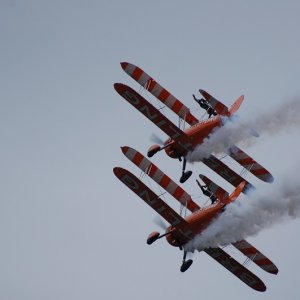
113 167 194 243
232 240 278 275
205 247 266 292
201 154 254 192
114 83 194 154
228 145 274 183
121 62 199 126
121 146 200 212
199 89 229 116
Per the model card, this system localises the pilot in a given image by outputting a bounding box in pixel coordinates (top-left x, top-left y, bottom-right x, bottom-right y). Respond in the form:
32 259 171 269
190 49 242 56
193 94 217 118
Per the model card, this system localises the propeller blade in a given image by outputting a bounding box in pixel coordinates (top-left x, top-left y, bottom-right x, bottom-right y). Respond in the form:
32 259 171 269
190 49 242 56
150 133 165 146
153 215 168 230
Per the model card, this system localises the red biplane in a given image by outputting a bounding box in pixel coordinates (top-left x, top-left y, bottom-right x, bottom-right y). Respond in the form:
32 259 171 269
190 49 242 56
114 62 273 186
113 146 278 292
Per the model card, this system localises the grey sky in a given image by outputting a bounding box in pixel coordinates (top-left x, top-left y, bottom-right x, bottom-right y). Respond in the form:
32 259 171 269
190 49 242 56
1 1 300 299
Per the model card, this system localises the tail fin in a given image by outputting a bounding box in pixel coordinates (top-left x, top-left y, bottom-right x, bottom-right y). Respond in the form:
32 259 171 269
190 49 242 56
228 95 244 116
225 180 246 204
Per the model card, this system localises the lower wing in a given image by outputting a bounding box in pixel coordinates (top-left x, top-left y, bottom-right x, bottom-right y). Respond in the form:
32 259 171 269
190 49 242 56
201 154 254 192
205 247 266 292
113 167 194 243
228 145 274 183
114 83 194 154
232 240 278 274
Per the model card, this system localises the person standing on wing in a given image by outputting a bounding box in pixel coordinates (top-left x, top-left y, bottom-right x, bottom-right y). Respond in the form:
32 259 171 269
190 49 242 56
193 93 217 118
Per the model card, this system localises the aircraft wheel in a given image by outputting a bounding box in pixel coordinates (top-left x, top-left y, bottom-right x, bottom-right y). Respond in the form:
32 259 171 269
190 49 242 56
180 171 192 183
180 259 193 272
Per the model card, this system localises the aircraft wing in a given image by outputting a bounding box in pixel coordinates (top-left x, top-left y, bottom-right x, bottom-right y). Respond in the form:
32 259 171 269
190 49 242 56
228 145 274 183
201 154 254 192
113 167 194 244
121 62 199 126
121 146 200 212
232 240 278 274
205 247 266 292
114 83 194 154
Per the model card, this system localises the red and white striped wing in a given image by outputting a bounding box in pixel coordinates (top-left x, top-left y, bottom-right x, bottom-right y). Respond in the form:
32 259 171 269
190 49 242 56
228 145 274 183
201 154 254 192
199 89 229 116
205 247 266 292
114 83 193 155
113 167 194 243
121 146 200 212
121 62 199 126
233 240 278 274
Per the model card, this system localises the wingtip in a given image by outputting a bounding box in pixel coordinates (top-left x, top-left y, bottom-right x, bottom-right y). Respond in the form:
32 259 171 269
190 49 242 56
270 267 279 275
120 146 129 154
113 166 121 176
267 174 274 183
120 62 128 70
261 173 274 183
113 82 124 93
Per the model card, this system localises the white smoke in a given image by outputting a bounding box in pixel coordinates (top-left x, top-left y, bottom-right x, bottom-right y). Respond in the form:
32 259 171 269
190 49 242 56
185 166 300 252
187 98 300 162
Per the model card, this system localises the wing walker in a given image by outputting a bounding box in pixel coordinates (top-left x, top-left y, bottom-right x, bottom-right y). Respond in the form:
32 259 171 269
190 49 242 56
113 62 277 292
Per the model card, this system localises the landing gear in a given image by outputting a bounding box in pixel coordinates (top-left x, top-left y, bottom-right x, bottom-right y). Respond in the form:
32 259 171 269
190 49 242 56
180 251 193 272
179 158 192 183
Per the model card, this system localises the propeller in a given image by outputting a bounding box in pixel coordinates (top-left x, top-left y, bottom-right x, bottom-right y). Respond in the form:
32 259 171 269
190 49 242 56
150 133 165 146
153 215 168 230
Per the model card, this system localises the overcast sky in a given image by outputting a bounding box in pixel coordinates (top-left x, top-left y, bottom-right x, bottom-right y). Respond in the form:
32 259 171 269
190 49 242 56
1 1 300 299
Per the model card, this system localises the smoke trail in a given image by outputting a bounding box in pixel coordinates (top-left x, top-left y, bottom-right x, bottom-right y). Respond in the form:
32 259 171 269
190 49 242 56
185 165 300 252
187 98 300 162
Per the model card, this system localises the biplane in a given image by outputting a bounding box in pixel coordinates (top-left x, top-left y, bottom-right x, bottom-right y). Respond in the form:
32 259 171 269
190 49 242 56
113 146 278 292
114 62 274 186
